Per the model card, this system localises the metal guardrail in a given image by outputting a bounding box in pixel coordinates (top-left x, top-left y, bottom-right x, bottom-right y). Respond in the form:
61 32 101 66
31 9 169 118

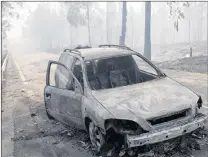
2 52 7 66
2 53 8 67
2 53 9 81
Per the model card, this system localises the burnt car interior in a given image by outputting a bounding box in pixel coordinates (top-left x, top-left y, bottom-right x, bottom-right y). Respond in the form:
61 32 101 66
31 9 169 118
73 55 160 90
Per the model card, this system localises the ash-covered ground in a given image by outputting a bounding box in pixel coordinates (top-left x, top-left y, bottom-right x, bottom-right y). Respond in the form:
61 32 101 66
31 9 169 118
151 41 207 74
156 55 207 73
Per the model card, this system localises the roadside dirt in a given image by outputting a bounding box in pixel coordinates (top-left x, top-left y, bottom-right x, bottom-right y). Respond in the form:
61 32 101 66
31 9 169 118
156 56 208 74
99 128 208 157
151 41 207 62
2 54 93 157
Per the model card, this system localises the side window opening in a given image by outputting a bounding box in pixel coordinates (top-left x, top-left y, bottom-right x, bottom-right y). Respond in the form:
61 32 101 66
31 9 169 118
70 59 84 92
56 54 73 89
73 60 83 88
72 60 97 90
53 54 83 93
64 54 75 69
49 63 58 87
57 53 75 71
57 54 68 74
51 61 71 90
85 61 102 90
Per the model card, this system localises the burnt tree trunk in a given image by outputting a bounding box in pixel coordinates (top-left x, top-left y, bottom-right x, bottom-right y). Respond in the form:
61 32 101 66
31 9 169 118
87 2 91 46
144 2 151 60
119 1 127 46
106 2 109 44
207 2 208 45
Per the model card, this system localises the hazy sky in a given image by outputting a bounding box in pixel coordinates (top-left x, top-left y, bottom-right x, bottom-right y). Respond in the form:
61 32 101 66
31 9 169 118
7 2 163 40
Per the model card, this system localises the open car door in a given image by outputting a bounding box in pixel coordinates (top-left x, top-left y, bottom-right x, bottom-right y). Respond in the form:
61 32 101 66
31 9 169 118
44 61 84 129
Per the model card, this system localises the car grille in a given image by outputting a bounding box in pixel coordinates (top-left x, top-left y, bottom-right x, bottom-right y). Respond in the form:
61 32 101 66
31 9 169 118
148 108 190 125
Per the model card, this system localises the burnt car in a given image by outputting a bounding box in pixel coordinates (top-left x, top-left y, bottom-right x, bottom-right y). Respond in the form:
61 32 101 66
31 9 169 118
44 45 207 151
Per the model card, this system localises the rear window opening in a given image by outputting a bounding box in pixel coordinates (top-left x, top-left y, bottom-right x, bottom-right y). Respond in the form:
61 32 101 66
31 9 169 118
85 54 162 90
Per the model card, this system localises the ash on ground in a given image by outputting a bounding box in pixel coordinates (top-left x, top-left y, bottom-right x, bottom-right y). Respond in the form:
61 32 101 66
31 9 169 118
156 56 207 74
76 128 208 157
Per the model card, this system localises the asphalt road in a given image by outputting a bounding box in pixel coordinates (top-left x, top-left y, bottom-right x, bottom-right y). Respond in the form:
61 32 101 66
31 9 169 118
2 54 94 157
2 51 208 157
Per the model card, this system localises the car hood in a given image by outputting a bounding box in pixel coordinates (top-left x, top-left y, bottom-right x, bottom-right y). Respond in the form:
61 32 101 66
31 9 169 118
91 77 199 120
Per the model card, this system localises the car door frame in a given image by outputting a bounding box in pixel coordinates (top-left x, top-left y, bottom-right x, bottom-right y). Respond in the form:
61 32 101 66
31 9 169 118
45 60 84 128
46 60 83 93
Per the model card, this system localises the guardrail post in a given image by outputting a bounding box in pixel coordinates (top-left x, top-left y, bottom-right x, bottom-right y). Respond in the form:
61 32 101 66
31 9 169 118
190 47 192 57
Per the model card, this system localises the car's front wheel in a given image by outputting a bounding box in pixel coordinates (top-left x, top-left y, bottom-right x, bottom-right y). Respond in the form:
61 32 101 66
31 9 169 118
88 121 105 151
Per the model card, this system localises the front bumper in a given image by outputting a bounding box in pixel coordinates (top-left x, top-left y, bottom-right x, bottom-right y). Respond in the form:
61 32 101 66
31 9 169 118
126 114 208 148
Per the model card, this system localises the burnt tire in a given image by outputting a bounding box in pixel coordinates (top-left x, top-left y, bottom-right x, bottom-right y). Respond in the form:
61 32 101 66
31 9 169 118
88 121 105 151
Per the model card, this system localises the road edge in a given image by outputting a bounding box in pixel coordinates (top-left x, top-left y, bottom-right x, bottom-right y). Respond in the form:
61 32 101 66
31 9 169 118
2 54 9 81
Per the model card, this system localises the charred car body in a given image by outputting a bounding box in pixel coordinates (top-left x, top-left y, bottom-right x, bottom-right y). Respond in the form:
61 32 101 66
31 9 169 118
44 45 207 151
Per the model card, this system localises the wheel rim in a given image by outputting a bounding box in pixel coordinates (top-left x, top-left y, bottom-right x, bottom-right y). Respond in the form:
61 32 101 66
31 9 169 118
89 122 102 150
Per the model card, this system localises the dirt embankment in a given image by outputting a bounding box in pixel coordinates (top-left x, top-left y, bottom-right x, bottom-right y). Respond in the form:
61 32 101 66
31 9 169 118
151 41 207 62
156 56 208 74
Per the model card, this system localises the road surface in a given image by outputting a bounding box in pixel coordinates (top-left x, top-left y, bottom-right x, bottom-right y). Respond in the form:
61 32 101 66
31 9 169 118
2 52 94 157
2 51 208 157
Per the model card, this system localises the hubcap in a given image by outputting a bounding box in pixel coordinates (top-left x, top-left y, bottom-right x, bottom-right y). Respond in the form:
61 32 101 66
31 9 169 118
89 122 103 150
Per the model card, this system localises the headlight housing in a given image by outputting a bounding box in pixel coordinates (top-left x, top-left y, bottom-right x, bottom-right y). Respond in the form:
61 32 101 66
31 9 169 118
105 119 144 135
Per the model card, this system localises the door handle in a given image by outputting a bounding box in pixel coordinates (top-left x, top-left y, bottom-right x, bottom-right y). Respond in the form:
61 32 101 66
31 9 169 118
46 93 51 98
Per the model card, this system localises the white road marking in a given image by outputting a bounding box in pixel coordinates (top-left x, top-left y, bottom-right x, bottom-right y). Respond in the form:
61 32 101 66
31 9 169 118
12 55 28 84
12 55 35 97
2 54 9 80
2 54 8 71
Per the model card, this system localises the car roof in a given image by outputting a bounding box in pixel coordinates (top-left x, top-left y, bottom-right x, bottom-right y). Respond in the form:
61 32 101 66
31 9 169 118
69 47 137 60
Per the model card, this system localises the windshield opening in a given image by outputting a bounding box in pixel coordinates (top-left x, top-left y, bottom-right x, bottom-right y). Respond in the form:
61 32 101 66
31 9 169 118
85 54 163 90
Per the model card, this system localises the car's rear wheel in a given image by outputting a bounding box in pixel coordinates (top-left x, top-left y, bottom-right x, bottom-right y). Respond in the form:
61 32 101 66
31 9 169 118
88 121 105 151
